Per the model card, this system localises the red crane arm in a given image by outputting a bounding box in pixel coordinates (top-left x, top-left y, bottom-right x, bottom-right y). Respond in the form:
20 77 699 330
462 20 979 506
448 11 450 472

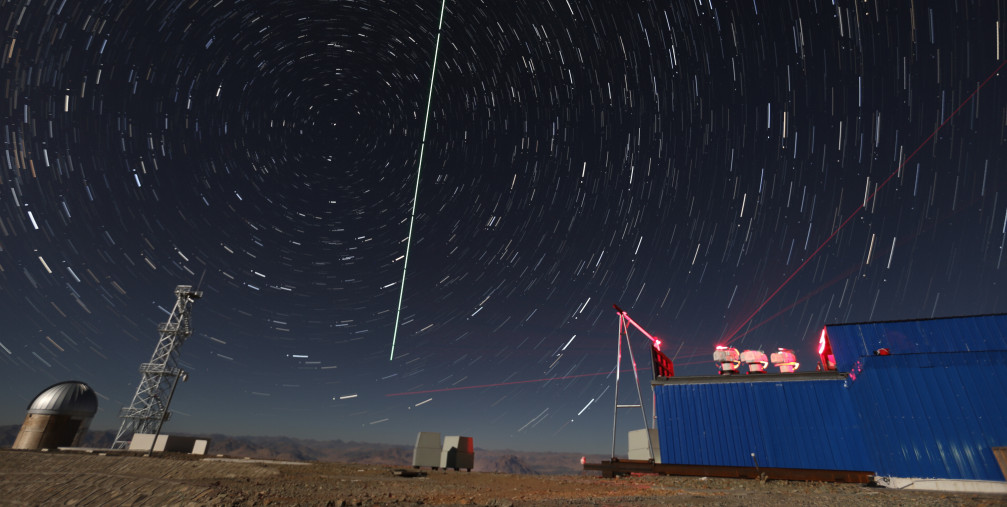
613 304 662 350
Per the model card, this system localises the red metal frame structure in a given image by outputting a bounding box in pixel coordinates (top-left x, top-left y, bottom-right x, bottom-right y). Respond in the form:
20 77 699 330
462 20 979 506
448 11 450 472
615 304 663 350
610 304 670 461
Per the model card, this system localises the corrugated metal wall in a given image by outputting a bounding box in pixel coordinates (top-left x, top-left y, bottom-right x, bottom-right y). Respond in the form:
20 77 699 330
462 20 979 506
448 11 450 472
826 314 1007 372
849 351 1007 481
654 378 873 471
653 315 1007 479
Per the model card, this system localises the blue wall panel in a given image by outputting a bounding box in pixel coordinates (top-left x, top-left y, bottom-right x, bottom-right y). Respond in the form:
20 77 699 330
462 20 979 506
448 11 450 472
849 351 1007 480
655 378 873 471
827 314 1007 372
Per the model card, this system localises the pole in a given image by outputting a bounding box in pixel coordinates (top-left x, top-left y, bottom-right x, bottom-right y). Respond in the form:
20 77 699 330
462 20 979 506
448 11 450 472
147 370 185 456
610 317 623 459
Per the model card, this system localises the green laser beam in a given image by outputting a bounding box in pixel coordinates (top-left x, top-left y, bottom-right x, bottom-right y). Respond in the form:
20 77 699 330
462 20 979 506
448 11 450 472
390 0 447 361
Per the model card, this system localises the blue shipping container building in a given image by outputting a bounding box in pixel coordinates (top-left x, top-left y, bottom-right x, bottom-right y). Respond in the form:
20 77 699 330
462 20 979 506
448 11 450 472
654 373 873 471
653 314 1007 482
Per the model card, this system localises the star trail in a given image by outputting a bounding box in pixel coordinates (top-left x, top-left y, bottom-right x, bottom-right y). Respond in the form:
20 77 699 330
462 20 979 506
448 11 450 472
2 0 1006 454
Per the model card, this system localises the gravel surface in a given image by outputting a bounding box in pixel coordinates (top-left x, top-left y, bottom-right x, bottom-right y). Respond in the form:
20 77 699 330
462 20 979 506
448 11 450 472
1 449 1004 506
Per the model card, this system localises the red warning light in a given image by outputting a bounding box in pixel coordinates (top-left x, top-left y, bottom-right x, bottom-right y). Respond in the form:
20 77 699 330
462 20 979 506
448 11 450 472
817 328 836 371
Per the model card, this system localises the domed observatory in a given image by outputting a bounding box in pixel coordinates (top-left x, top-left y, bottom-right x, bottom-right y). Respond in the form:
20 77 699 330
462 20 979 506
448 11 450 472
13 381 98 450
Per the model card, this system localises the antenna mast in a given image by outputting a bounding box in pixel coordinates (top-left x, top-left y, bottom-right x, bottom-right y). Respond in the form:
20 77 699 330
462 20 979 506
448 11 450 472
112 285 202 449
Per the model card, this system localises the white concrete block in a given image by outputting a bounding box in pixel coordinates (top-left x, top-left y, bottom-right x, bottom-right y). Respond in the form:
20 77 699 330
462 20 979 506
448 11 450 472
128 434 208 454
192 439 209 455
128 433 167 452
628 428 660 463
875 476 1007 494
412 432 442 468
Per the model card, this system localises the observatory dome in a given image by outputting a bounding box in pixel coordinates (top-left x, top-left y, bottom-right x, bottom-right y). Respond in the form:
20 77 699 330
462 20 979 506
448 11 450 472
27 381 98 417
14 381 98 450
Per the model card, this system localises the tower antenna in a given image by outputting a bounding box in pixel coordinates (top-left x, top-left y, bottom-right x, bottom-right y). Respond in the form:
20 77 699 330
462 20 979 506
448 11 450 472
111 285 203 449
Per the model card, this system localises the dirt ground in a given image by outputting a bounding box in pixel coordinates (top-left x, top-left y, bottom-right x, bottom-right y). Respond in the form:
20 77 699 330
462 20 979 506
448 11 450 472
0 449 1004 506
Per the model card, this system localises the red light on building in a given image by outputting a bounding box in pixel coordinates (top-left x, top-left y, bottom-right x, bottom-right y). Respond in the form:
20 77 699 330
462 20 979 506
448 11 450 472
818 328 836 371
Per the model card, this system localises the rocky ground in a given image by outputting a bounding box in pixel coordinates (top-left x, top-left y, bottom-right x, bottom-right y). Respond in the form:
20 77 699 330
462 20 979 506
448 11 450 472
1 449 1004 506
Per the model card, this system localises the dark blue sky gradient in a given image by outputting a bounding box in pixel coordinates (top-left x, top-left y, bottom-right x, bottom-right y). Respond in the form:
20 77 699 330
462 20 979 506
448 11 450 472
1 0 1006 453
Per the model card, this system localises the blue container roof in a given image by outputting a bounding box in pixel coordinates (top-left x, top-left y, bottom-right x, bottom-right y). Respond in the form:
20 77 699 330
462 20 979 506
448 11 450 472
825 313 1007 372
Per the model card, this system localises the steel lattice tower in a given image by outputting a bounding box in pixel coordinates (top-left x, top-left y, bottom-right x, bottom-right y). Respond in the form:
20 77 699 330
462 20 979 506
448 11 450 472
112 285 202 449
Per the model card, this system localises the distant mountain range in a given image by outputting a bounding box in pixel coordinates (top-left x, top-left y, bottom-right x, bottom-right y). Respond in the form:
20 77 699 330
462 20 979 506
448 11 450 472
0 425 604 475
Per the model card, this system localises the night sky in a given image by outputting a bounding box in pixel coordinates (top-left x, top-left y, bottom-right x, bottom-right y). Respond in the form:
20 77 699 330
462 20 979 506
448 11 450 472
2 0 1006 454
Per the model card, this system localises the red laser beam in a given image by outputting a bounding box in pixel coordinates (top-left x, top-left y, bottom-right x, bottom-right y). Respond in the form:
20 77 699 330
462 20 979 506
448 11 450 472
727 262 861 345
720 58 1007 344
386 368 650 397
728 181 993 345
